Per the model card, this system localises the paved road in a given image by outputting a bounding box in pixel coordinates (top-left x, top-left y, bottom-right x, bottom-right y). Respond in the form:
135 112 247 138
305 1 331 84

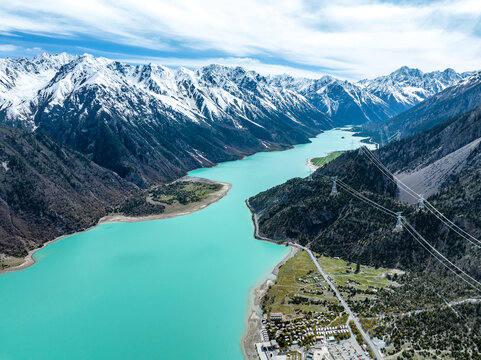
246 199 272 242
292 244 384 360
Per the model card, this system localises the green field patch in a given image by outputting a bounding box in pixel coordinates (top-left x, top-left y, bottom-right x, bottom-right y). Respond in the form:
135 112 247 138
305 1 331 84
263 251 340 316
316 255 398 291
310 151 344 167
150 181 222 205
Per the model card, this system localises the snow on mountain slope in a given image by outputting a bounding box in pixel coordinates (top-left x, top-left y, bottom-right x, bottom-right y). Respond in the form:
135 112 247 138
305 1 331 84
271 66 470 124
0 54 470 130
358 66 467 111
362 70 481 144
0 53 330 186
0 53 74 124
0 53 472 185
1 54 321 130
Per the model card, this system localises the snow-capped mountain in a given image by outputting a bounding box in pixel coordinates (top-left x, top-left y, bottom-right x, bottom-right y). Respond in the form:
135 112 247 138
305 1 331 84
271 67 471 124
0 53 75 125
0 53 330 186
0 53 473 185
358 66 470 113
362 69 481 144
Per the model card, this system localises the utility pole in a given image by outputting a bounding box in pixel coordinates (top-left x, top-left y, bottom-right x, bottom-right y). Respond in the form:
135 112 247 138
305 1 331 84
395 212 403 231
418 194 425 210
330 176 338 195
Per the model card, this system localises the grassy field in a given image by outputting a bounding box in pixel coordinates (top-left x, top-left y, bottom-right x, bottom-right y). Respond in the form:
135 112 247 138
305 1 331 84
0 255 24 270
316 255 398 290
310 151 344 167
150 181 222 205
262 251 340 317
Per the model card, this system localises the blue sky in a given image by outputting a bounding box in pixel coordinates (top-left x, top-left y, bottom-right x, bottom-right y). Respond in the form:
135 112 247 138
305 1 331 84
0 0 480 80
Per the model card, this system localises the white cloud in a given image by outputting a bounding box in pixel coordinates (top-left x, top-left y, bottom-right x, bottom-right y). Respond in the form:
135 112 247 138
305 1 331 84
0 44 18 52
1 0 481 78
111 55 329 79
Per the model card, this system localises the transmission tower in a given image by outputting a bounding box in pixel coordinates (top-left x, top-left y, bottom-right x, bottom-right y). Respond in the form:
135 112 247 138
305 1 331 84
330 176 338 195
418 194 425 210
395 212 403 231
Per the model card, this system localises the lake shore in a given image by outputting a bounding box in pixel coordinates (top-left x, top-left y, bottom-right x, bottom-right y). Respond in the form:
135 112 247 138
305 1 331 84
306 157 320 171
242 245 298 360
99 177 231 224
0 177 231 275
242 199 297 359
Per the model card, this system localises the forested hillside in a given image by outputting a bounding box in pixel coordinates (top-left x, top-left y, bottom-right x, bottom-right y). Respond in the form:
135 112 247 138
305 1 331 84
249 111 481 279
0 127 138 262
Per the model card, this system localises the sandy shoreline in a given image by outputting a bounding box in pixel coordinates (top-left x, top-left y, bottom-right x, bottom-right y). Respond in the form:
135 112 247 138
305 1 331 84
241 245 297 360
0 177 231 275
242 199 298 359
306 158 320 172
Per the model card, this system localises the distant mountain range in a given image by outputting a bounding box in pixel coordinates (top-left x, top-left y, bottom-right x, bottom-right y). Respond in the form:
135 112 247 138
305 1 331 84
2 52 481 265
362 71 481 144
0 53 474 187
270 66 473 124
0 53 331 187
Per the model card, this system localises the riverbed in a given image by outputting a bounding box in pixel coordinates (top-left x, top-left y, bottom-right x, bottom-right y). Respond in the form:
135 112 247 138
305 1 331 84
0 129 368 360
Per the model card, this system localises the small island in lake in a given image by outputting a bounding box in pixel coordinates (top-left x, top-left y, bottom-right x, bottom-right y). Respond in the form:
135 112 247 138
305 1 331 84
103 177 230 223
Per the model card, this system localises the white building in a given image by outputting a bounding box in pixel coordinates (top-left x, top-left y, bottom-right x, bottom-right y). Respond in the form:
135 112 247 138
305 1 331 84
313 347 333 360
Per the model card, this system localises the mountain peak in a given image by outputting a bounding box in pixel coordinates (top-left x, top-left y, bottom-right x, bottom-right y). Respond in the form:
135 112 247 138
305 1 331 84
390 66 423 78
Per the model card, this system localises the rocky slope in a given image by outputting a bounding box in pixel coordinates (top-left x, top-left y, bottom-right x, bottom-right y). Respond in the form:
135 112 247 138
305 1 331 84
0 127 138 261
0 54 331 187
0 53 475 268
0 53 470 187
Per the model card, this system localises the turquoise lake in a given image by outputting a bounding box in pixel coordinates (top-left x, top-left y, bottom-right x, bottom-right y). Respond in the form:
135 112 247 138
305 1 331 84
0 129 367 360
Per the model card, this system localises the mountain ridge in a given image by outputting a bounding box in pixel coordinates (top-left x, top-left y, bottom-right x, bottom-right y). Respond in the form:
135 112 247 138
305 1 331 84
248 104 481 278
0 53 475 188
269 65 472 124
361 70 481 144
1 53 331 187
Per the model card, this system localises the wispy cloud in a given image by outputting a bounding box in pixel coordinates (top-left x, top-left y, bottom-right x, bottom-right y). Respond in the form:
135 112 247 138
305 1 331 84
110 55 331 79
0 44 18 52
0 0 480 78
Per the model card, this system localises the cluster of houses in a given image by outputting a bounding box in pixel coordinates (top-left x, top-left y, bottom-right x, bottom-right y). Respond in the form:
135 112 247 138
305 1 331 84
261 312 350 348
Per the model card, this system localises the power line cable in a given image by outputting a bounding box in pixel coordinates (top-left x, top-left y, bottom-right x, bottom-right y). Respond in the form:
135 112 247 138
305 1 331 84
323 172 481 293
403 220 481 292
360 146 481 247
336 179 397 216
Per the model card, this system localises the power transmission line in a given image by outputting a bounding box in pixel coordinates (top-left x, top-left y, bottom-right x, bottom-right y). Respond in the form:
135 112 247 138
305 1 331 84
359 146 481 248
336 179 397 216
403 220 481 293
319 173 481 294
